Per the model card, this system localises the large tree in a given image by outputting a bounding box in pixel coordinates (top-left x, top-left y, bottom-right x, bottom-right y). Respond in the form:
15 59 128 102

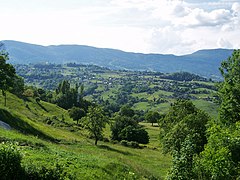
196 50 240 179
82 107 108 145
111 114 149 144
159 99 210 179
0 49 16 106
219 49 240 124
145 111 160 126
68 106 85 124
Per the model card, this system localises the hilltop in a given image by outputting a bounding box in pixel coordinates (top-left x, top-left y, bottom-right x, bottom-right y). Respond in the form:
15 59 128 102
3 40 233 80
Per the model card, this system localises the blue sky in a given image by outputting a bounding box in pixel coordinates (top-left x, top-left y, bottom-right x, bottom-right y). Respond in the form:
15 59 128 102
0 0 239 55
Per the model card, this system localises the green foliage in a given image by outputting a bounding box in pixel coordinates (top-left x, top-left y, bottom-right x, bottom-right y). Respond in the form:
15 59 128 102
120 125 149 144
163 71 207 81
159 99 209 154
0 52 17 106
111 115 149 144
0 143 23 179
68 106 85 124
167 136 196 180
195 122 240 179
111 116 137 141
0 91 171 179
24 162 69 180
159 99 210 179
119 104 135 117
54 80 78 109
82 106 108 145
219 49 240 124
190 50 240 179
9 75 24 97
145 111 160 126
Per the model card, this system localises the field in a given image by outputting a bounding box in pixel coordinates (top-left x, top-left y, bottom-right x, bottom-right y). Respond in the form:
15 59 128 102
0 63 221 179
0 92 171 179
15 64 219 117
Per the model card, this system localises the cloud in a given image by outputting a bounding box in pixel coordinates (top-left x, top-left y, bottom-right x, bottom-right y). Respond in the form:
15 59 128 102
217 38 233 48
1 0 239 55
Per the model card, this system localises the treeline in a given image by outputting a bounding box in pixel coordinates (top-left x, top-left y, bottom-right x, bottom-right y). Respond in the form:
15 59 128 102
161 71 207 81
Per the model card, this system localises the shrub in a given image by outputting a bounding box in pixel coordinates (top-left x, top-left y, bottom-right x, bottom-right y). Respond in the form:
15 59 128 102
128 141 140 148
120 140 128 147
24 162 70 180
0 143 24 179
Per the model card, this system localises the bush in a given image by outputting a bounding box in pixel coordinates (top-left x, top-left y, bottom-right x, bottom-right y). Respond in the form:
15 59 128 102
119 126 149 144
111 116 149 144
128 141 140 148
24 162 70 180
0 143 24 180
120 140 128 147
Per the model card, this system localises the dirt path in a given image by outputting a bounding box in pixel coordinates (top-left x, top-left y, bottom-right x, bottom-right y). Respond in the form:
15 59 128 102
0 120 11 130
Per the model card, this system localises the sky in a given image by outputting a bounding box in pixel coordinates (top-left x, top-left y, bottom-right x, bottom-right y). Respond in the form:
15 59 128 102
0 0 240 55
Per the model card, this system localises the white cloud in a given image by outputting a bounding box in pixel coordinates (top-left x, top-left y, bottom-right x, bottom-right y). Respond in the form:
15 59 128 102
217 38 233 48
0 0 239 55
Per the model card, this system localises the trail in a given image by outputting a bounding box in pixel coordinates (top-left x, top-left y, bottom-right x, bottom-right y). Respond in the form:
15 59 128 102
0 120 11 130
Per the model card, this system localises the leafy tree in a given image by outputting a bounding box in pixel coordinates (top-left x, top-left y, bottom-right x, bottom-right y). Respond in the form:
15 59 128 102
111 115 137 141
82 107 108 145
145 111 160 126
10 75 24 97
0 51 17 106
219 49 240 125
54 80 78 109
195 50 240 179
119 105 135 117
168 135 196 179
119 125 149 144
68 106 85 124
111 115 149 144
159 99 210 179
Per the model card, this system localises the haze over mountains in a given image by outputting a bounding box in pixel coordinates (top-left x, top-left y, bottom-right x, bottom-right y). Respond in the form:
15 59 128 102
3 40 234 80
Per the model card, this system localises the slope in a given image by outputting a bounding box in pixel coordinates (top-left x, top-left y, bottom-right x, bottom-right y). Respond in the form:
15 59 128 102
0 92 171 179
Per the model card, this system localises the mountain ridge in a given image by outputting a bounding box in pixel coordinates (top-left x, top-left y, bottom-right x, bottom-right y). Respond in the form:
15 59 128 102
2 40 234 79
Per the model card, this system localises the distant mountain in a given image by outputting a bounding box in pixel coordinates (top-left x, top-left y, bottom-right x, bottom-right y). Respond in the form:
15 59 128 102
2 40 234 79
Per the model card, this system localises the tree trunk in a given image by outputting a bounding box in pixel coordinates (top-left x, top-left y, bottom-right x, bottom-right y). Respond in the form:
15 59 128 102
152 122 153 126
95 137 98 145
3 91 7 106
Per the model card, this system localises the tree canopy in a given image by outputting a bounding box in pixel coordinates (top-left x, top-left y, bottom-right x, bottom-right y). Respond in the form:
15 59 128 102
0 50 18 106
82 107 108 145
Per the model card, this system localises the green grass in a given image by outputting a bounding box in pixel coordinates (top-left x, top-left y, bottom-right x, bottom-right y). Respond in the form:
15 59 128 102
193 100 218 118
0 92 171 179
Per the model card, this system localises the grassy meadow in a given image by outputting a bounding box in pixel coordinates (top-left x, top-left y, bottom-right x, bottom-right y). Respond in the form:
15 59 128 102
0 92 171 179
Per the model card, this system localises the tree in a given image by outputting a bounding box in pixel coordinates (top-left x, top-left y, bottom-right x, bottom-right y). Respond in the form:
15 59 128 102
145 111 160 126
10 75 24 97
119 105 135 117
111 115 149 144
195 50 240 179
219 49 240 125
159 99 210 179
82 107 108 145
0 51 16 106
54 80 78 109
68 106 85 124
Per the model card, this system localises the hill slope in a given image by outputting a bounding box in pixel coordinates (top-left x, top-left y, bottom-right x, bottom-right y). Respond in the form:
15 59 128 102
0 92 171 179
3 40 233 79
